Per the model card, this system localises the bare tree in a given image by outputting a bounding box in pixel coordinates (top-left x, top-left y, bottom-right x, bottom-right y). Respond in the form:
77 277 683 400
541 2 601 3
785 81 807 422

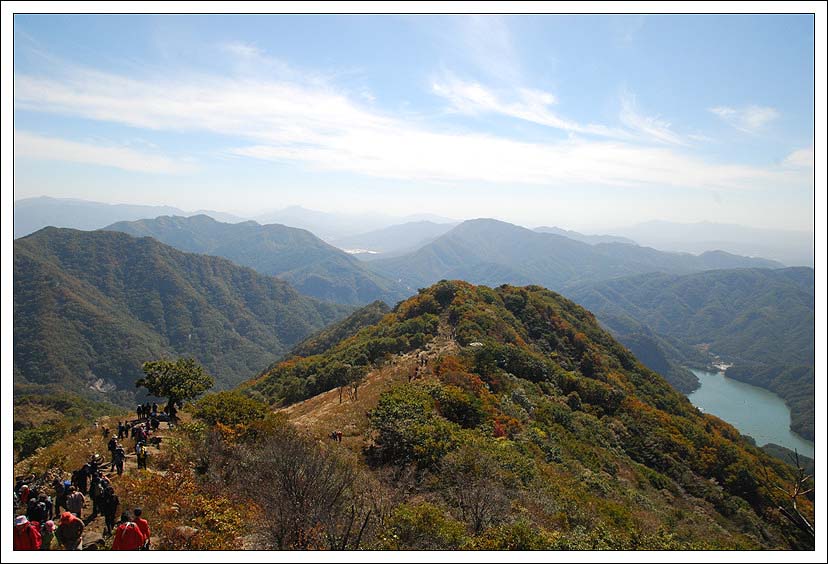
759 450 814 539
228 426 376 549
439 445 512 534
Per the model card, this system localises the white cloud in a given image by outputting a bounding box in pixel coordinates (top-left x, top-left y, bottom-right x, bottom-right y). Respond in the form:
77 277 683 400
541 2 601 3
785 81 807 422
709 105 779 133
220 41 263 59
619 91 685 145
784 147 814 168
433 76 687 146
13 64 808 192
432 75 631 139
457 16 522 82
14 130 195 174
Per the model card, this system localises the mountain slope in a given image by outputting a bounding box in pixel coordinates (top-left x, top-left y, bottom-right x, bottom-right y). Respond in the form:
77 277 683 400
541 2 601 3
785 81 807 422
534 226 637 246
368 218 782 293
13 196 247 238
105 215 407 305
568 268 815 439
609 220 814 267
243 280 812 549
13 228 349 404
332 220 458 257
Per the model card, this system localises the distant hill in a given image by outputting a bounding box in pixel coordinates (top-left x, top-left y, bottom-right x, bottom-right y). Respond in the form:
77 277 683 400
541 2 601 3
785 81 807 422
105 215 408 305
534 226 637 246
243 280 812 549
288 300 391 358
13 196 248 238
332 221 458 258
254 205 458 241
568 268 815 439
13 228 349 405
609 220 814 267
368 218 782 293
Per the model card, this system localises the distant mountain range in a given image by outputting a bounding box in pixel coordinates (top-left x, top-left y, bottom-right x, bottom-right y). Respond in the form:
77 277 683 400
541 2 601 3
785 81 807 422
13 228 349 405
332 220 458 258
255 205 457 241
606 220 814 267
534 226 638 246
367 218 783 293
13 196 247 238
568 267 815 440
105 215 409 305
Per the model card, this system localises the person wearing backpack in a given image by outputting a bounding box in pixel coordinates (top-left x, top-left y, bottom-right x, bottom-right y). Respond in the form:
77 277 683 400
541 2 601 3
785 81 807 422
13 515 42 550
65 486 85 519
55 511 84 550
133 507 151 550
113 445 126 476
100 486 120 536
136 442 148 470
90 473 105 518
112 512 146 550
54 480 69 515
28 493 50 524
40 520 55 550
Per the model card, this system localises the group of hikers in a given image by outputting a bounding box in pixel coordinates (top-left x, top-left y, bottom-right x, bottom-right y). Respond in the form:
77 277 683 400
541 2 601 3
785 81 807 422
13 410 164 550
13 465 152 550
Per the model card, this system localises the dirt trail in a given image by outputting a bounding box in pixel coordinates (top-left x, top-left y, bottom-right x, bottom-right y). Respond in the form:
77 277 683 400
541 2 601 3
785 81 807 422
34 418 172 549
280 316 459 449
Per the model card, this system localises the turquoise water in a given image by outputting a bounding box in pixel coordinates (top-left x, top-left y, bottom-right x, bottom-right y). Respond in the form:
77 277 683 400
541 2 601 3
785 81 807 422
687 369 814 459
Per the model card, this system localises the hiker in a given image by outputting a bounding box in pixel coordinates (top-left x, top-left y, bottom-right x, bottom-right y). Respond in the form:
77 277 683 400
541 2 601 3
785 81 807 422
150 415 160 432
136 404 143 420
330 431 338 441
75 465 89 495
90 453 104 475
13 515 42 550
65 486 85 519
40 519 56 550
108 435 119 469
54 480 69 515
90 473 105 518
151 402 158 416
55 511 84 551
133 507 151 550
112 512 146 550
336 430 343 443
28 492 51 523
117 421 124 440
113 445 126 476
136 442 148 470
101 486 120 536
19 484 31 505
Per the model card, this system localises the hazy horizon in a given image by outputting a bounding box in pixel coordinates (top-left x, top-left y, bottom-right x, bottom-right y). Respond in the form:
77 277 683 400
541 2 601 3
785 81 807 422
13 14 815 232
11 194 818 236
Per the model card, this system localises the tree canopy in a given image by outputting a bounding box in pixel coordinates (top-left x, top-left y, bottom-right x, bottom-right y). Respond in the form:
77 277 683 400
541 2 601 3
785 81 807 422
137 357 214 406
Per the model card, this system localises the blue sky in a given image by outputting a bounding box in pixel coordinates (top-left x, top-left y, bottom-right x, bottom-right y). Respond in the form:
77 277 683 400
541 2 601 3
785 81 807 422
13 14 815 231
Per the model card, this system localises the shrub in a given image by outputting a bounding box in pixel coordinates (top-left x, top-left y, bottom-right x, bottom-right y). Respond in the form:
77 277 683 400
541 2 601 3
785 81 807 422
379 502 467 549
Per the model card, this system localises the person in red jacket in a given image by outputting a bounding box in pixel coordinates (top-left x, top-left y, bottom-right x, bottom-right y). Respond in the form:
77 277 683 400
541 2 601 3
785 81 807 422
13 515 42 550
133 507 151 549
112 512 146 550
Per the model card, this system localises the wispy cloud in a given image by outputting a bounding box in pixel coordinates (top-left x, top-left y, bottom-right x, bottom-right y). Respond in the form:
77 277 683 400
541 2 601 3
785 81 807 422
456 16 522 82
433 75 686 145
432 74 630 139
619 90 685 145
13 62 807 192
220 41 263 59
783 147 814 168
14 130 196 174
709 104 779 133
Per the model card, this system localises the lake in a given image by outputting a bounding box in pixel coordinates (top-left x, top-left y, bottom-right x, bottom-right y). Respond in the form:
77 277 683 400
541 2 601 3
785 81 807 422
687 368 814 459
